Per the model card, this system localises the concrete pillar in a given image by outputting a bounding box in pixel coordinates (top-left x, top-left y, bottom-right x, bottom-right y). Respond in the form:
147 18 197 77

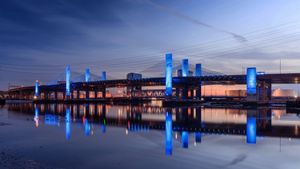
44 92 48 100
182 86 188 100
73 91 76 99
77 90 80 99
257 80 272 102
94 90 98 99
165 53 173 97
196 86 201 100
190 88 194 99
102 88 106 98
86 90 89 99
176 88 180 99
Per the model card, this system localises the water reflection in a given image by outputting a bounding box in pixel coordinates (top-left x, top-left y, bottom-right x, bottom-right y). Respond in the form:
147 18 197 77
65 106 71 140
165 111 172 156
246 116 256 144
84 118 91 136
5 103 300 155
45 114 59 126
34 104 39 128
195 132 202 143
182 131 189 148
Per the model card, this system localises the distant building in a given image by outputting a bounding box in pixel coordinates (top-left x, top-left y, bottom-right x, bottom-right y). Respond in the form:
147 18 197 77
126 73 142 96
272 89 297 98
127 73 142 80
57 81 66 84
177 69 193 77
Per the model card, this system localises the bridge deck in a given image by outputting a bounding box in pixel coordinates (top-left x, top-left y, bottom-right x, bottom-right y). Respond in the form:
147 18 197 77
7 73 300 93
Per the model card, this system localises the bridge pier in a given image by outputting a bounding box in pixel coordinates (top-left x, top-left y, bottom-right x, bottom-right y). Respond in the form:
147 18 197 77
176 88 180 99
94 90 98 99
44 92 48 100
182 86 188 100
86 90 90 99
257 80 272 102
72 91 76 99
190 88 194 99
76 90 79 99
196 86 201 100
102 88 106 98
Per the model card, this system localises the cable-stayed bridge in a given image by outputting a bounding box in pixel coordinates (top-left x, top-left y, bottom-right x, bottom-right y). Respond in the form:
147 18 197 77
5 54 300 106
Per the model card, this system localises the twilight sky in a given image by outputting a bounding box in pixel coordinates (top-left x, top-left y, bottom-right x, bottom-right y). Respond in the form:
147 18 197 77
1 0 300 90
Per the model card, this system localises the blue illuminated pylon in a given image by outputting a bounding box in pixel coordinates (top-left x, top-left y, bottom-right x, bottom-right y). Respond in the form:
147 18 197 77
182 59 189 77
247 67 257 95
165 112 173 155
65 106 71 140
66 65 71 97
182 131 189 148
102 71 106 81
195 64 202 77
85 68 91 82
35 80 39 97
165 53 173 97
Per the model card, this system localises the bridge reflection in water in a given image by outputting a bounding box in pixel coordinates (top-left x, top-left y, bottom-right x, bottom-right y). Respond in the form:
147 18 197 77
6 103 300 155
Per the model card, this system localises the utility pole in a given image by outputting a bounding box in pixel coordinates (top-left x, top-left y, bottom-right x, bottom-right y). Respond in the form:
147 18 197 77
280 59 282 74
242 65 245 74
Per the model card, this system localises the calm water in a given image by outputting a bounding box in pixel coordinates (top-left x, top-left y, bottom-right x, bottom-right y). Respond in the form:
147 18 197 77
0 103 300 169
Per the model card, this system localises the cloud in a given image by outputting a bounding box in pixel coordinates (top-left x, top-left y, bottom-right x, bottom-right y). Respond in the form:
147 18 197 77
138 0 247 43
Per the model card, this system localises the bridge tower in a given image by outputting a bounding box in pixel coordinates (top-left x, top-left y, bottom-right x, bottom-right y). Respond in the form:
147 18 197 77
165 53 173 97
101 71 107 98
195 64 202 100
246 67 257 101
34 80 39 99
182 59 189 100
195 64 202 76
182 59 189 77
85 68 91 82
102 71 106 81
85 68 91 99
66 65 71 99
